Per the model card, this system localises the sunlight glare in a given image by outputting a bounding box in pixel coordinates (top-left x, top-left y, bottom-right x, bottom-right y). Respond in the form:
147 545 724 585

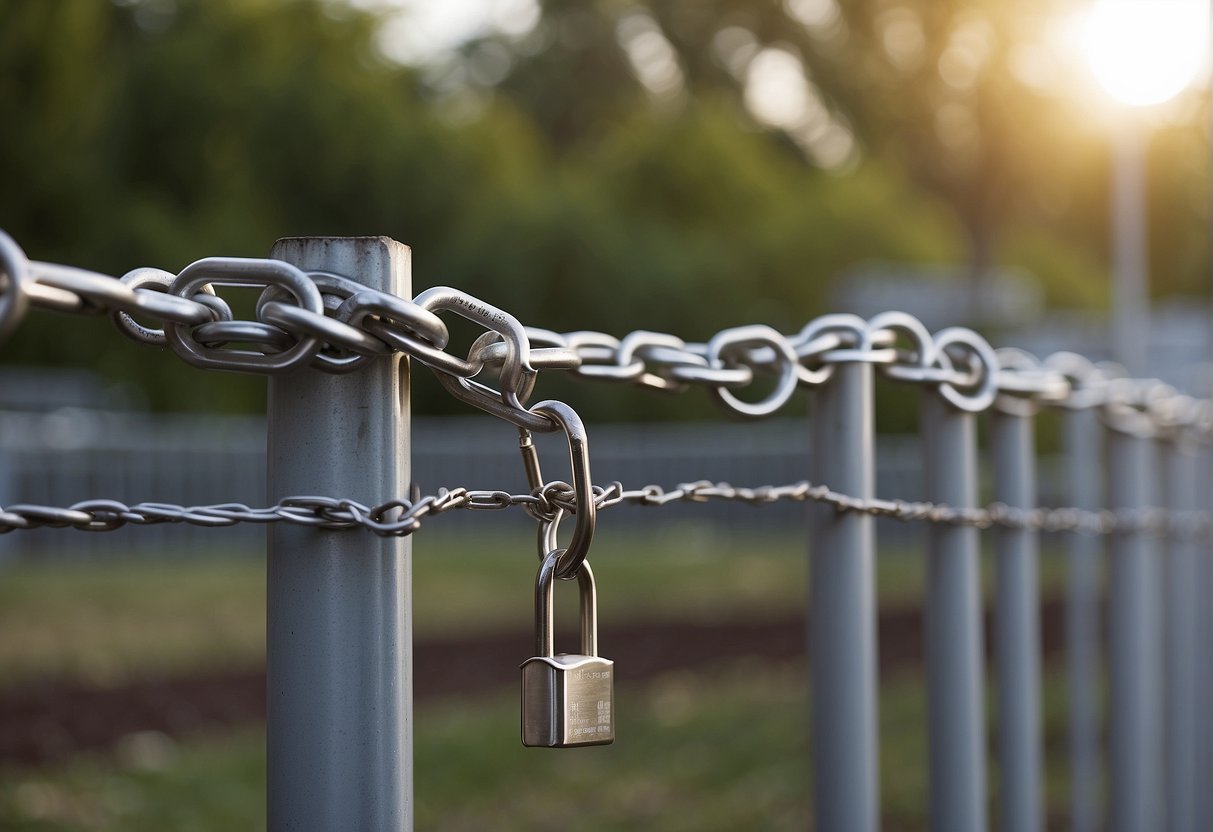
1081 0 1207 107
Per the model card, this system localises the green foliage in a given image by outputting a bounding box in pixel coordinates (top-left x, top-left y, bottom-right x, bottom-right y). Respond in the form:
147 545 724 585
2 0 1200 417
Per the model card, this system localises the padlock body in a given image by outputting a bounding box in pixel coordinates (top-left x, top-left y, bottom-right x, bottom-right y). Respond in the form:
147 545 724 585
521 654 614 747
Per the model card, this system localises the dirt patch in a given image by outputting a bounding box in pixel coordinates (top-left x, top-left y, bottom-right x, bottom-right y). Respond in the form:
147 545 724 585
0 601 1064 767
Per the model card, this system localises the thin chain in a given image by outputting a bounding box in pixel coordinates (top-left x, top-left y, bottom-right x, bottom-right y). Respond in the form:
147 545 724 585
2 479 1208 540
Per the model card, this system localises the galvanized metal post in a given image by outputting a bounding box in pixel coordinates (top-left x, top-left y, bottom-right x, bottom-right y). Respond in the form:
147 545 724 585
991 407 1041 832
267 237 412 832
1162 435 1200 832
1064 407 1102 832
921 393 987 832
809 361 878 832
1197 444 1213 832
1107 427 1161 832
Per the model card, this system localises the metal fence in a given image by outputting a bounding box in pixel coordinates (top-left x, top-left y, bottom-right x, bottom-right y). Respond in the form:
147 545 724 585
2 231 1211 832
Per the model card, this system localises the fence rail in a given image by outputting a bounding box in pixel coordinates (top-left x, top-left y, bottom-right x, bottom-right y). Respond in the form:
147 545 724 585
2 230 1210 832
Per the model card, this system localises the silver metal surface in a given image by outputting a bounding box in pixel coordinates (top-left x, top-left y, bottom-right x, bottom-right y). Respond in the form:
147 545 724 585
9 227 1213 428
706 324 800 417
809 359 878 832
3 474 1210 539
525 401 596 579
0 230 30 343
1065 406 1103 832
521 549 613 747
168 257 323 373
266 236 412 832
1162 437 1200 832
1107 428 1161 832
112 267 223 346
992 408 1042 832
921 392 987 832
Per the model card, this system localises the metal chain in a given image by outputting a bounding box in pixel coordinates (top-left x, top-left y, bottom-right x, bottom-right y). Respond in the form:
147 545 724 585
2 231 1211 439
1 479 1209 541
3 231 1212 542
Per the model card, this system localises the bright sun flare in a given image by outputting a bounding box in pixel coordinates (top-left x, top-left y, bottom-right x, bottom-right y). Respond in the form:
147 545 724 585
1081 0 1208 107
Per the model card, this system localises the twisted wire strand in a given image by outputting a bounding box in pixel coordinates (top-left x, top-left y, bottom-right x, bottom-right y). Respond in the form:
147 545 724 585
2 480 1207 541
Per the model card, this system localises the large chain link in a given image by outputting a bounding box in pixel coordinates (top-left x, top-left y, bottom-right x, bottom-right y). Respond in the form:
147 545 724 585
4 230 1213 543
3 230 1208 440
1 478 1207 540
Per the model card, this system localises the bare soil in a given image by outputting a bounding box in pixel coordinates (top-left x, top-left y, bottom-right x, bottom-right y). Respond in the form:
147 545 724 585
0 601 1064 767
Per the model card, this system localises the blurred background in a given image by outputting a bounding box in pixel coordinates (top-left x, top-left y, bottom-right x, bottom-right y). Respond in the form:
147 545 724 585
0 0 1210 828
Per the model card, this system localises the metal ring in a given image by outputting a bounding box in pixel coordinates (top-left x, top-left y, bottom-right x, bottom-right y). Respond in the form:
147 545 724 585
932 327 999 412
529 400 596 580
260 300 388 357
363 317 481 377
166 257 323 374
1043 351 1107 410
338 286 449 350
666 363 753 388
577 330 684 383
0 230 30 343
28 261 133 313
881 362 968 384
994 347 1071 404
706 324 800 418
113 268 222 346
866 311 933 368
820 347 899 366
415 286 536 418
472 334 581 371
430 371 556 432
792 314 867 384
261 271 399 374
193 320 295 352
1101 377 1158 438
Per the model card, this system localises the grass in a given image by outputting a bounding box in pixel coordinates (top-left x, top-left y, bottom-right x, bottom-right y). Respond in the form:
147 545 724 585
0 660 1080 831
0 529 1071 690
0 530 1083 830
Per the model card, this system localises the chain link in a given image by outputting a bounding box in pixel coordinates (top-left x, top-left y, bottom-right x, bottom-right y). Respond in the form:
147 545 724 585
2 479 1208 540
3 230 1212 439
3 231 1213 543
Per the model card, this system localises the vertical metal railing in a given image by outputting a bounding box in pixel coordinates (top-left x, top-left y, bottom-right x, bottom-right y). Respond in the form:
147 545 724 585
921 392 987 832
991 404 1042 832
1064 405 1103 832
809 350 879 831
266 237 413 832
1197 443 1213 831
1106 419 1161 832
1162 430 1201 832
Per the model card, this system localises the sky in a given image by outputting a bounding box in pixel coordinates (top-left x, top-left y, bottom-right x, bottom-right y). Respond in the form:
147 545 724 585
361 0 541 64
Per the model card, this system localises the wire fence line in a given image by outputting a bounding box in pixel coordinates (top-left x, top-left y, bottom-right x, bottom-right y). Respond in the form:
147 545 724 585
0 411 934 557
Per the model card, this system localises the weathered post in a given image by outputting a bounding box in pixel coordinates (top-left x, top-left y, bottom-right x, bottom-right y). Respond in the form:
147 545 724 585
267 237 412 832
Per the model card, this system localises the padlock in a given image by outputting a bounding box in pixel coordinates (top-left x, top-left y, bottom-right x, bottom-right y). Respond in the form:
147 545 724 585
520 549 614 747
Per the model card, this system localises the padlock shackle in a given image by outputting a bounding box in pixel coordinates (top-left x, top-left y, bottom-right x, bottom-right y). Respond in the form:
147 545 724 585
535 548 597 658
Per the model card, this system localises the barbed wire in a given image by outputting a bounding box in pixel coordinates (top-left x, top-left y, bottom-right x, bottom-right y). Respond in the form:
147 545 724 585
1 479 1208 541
1 231 1210 439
